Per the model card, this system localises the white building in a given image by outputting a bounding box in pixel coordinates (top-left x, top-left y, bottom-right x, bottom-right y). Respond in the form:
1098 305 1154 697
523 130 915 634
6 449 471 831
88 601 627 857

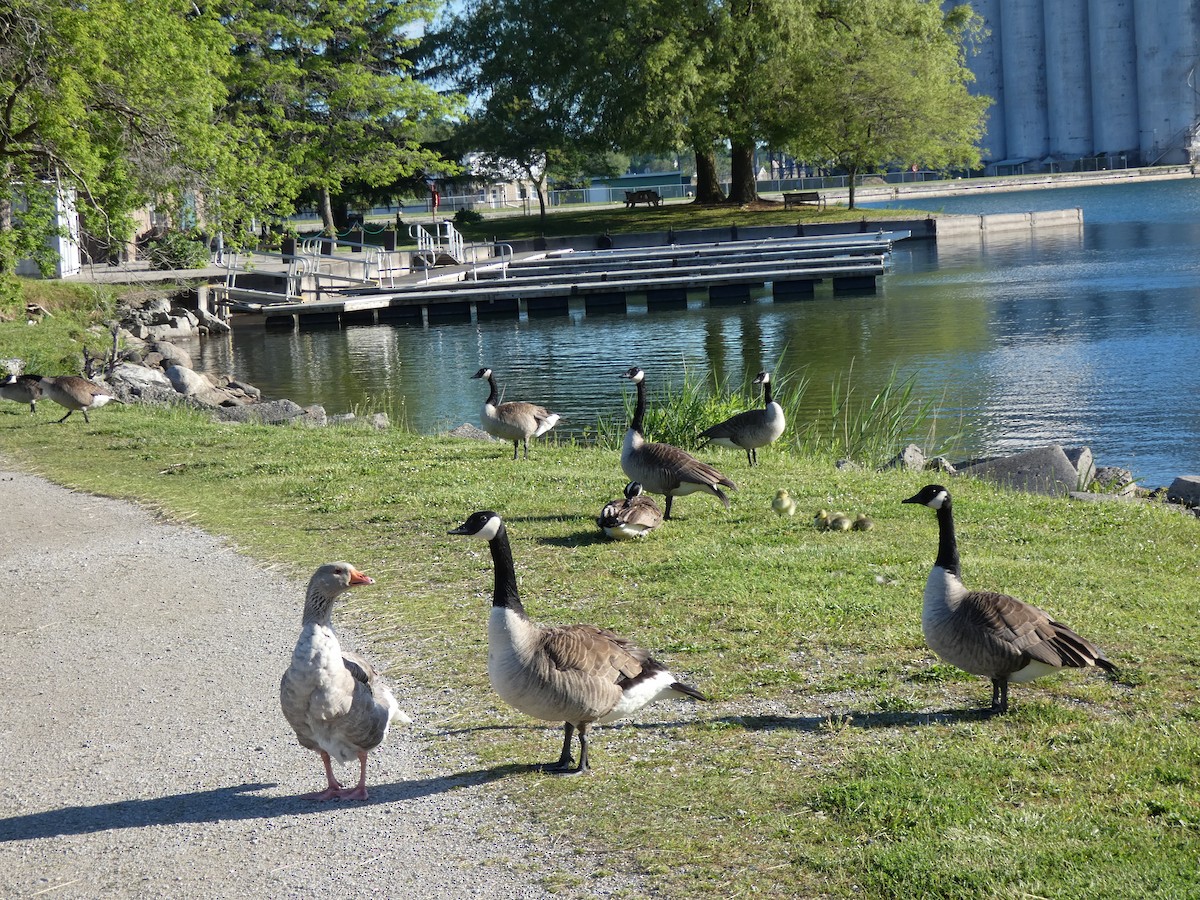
957 0 1200 173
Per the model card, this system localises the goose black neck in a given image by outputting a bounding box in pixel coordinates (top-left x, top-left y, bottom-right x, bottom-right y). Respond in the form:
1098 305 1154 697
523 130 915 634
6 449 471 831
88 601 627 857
488 524 526 614
762 380 774 406
484 374 499 406
934 500 961 577
630 378 646 434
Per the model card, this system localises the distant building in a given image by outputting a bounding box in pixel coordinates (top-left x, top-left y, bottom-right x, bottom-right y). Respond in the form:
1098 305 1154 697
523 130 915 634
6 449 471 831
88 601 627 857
957 0 1200 173
13 183 81 279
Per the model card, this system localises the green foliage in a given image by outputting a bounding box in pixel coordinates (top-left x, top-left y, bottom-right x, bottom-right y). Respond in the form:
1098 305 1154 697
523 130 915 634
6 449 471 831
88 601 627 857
777 0 990 207
0 280 117 374
452 207 485 227
143 231 211 271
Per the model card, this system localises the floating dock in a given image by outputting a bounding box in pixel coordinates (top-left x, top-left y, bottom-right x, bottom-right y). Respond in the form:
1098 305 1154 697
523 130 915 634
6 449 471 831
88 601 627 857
217 232 909 330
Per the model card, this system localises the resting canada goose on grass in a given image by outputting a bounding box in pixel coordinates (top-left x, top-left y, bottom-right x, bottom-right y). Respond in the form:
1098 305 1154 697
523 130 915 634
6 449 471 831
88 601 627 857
450 510 706 773
619 367 736 519
699 371 786 465
472 367 560 459
280 563 409 800
598 481 663 539
39 375 122 423
902 484 1117 712
851 513 875 532
1 374 42 413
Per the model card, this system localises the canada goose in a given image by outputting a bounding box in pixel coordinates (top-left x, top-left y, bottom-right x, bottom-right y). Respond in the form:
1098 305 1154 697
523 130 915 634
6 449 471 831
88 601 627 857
619 367 736 519
1 374 42 413
39 375 122 423
280 562 409 800
902 484 1117 712
598 481 663 539
813 508 831 530
772 489 797 517
698 371 786 465
449 510 706 773
472 367 560 459
851 513 875 532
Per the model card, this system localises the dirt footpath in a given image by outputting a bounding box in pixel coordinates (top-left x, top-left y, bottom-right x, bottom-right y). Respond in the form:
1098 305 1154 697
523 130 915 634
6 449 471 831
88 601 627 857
0 467 634 899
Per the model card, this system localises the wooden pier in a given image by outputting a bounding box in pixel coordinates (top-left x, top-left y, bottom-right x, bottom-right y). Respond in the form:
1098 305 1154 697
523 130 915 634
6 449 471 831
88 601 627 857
217 232 908 330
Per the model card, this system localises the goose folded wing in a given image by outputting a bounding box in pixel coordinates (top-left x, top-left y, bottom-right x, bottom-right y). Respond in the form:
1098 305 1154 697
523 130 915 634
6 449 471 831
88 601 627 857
643 442 736 489
972 591 1103 668
542 624 647 682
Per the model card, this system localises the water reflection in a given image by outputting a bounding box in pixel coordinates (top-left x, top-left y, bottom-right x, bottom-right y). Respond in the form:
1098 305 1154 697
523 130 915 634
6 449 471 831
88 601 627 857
195 180 1200 487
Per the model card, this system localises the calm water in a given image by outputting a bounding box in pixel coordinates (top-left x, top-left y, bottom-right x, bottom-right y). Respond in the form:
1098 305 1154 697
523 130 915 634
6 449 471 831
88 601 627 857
195 179 1200 488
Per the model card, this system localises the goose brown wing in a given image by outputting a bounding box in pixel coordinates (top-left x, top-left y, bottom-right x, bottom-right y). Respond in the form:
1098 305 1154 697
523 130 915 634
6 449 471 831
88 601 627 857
964 590 1109 670
624 496 663 528
541 624 648 683
700 408 763 440
643 441 737 489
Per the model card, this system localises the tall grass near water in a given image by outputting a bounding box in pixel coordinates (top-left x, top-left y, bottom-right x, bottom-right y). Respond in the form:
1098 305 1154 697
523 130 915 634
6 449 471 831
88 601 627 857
594 363 956 467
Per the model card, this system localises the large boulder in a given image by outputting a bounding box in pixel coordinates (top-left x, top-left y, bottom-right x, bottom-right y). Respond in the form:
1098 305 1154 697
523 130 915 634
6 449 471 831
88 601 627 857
1166 476 1200 507
149 340 193 371
957 444 1087 496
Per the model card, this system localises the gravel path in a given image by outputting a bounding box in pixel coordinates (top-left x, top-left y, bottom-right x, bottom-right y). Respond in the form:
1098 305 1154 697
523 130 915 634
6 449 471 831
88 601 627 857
0 467 635 899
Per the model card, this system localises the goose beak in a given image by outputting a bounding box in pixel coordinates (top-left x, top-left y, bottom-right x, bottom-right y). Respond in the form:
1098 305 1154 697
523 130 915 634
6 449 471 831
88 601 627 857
448 523 469 535
901 493 921 504
348 569 375 586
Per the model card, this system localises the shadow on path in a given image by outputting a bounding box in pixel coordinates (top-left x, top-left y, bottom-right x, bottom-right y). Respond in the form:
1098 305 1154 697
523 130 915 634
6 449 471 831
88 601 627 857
0 764 531 842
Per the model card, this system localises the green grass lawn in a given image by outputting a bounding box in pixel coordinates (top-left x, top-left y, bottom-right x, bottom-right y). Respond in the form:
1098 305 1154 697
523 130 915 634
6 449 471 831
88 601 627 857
1 402 1197 898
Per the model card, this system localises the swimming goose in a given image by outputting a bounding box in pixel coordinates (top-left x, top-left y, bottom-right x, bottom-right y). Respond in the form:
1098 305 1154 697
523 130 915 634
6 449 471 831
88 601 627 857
771 489 797 517
619 367 736 519
449 510 706 773
280 562 409 800
1 374 42 413
39 375 123 423
902 484 1117 712
472 367 560 459
699 371 786 465
598 481 664 539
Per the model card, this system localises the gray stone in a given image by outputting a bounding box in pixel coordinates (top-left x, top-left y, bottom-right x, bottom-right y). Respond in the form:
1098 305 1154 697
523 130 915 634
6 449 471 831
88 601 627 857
151 340 192 371
369 412 390 430
880 443 926 471
1094 466 1138 495
109 362 172 391
958 444 1085 496
1063 447 1096 487
446 422 496 441
928 456 958 475
212 399 308 425
165 365 211 397
1166 476 1200 507
145 322 195 342
169 307 200 328
301 404 327 427
227 380 261 400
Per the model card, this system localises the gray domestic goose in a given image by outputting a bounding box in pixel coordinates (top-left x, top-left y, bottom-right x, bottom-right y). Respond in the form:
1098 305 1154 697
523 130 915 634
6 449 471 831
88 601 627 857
619 367 736 519
472 367 560 459
39 375 122 423
1 374 42 413
280 563 410 800
699 371 786 465
449 510 706 773
597 481 663 539
903 484 1116 712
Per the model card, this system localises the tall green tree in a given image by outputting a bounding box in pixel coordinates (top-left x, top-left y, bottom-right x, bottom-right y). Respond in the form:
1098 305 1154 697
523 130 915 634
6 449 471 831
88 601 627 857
775 0 989 208
0 0 234 288
220 0 460 235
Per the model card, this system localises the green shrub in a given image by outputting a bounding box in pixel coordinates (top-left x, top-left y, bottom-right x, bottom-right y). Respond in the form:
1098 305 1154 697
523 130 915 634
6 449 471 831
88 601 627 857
144 231 211 270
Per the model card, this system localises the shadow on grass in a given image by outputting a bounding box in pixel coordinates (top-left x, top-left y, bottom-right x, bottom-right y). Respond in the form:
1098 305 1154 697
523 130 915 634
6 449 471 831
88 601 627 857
716 706 995 732
0 765 530 842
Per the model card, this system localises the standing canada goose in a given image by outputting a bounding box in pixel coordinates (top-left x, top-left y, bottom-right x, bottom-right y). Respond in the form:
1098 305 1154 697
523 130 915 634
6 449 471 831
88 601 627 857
698 371 786 465
598 481 664 539
902 484 1117 712
449 510 706 773
1 374 42 413
619 367 736 519
280 562 410 800
471 367 560 459
771 489 797 517
39 375 123 423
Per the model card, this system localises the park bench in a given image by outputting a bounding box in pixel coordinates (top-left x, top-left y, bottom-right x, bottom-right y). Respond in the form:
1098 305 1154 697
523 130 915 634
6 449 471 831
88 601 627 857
783 191 825 210
624 189 662 208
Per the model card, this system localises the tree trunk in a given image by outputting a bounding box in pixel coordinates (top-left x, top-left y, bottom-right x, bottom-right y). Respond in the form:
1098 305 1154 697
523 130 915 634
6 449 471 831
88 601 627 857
319 187 336 235
728 141 758 204
846 167 858 209
692 145 725 203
